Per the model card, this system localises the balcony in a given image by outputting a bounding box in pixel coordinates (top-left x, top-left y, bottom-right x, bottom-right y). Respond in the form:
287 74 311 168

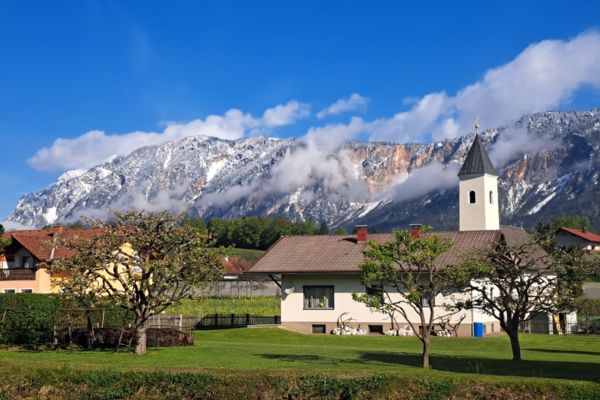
0 268 37 281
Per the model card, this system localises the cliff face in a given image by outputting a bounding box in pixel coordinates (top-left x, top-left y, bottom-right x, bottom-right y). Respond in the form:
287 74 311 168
5 109 600 231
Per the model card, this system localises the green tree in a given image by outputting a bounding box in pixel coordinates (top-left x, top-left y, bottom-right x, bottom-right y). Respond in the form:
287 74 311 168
333 227 348 235
49 211 222 355
353 228 459 369
318 221 329 235
448 236 585 361
0 224 10 254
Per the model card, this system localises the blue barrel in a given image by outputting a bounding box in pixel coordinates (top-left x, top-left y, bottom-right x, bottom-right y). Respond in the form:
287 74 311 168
473 322 484 337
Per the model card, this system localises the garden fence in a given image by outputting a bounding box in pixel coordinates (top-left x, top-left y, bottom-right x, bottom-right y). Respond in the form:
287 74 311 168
518 320 600 335
147 313 281 330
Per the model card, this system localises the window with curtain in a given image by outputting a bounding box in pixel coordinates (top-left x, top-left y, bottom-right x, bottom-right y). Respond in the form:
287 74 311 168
303 286 334 309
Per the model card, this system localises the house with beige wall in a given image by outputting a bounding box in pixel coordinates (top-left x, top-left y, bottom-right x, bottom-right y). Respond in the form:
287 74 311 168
250 132 560 337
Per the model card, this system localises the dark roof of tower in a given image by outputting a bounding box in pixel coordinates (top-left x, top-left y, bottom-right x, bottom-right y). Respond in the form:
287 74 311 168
458 134 498 178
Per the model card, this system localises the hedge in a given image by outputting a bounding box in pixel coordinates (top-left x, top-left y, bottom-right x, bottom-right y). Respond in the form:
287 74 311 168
0 368 598 400
0 294 132 345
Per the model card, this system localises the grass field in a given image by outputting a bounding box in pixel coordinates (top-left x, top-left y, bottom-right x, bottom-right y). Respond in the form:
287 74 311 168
2 328 599 382
224 247 265 260
163 296 280 315
2 329 599 398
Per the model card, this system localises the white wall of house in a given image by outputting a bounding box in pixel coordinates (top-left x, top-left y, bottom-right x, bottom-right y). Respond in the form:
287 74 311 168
281 273 497 328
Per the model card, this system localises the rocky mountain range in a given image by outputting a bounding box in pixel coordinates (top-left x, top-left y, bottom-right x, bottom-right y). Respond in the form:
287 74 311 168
5 109 600 231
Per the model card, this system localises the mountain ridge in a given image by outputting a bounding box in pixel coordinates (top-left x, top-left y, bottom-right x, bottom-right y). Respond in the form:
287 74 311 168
5 109 600 231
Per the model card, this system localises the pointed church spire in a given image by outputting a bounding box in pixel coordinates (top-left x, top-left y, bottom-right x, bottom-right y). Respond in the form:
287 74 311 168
457 121 498 179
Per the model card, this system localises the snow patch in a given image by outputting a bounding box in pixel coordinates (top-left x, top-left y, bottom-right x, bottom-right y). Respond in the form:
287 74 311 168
206 159 226 183
527 192 557 215
358 201 381 217
58 169 87 183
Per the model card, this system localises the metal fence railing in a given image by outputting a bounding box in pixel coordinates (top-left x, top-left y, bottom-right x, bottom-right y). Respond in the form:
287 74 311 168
519 321 600 335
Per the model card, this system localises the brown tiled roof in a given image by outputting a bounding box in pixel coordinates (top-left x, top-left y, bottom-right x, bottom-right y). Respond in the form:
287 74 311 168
559 227 600 243
3 227 105 261
248 229 526 274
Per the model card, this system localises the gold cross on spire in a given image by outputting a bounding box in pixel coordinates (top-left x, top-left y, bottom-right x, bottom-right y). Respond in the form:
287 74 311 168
475 117 480 135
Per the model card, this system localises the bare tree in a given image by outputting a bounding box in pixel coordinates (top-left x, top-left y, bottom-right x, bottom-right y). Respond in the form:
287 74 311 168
353 228 464 369
448 236 585 361
48 211 222 354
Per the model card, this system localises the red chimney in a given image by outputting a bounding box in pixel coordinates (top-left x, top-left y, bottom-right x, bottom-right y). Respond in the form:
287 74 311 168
51 225 64 236
356 225 368 242
410 224 422 239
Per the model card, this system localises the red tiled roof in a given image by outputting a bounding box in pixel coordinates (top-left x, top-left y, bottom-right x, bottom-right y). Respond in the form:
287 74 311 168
221 256 255 275
559 227 600 243
3 227 105 261
248 229 530 274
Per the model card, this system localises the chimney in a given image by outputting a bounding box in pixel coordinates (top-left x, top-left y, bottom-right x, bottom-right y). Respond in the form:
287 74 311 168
356 225 368 243
410 224 422 239
50 225 64 236
582 226 588 233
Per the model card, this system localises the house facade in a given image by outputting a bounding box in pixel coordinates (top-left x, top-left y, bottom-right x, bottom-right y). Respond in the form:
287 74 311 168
0 226 94 294
555 227 600 251
250 132 552 336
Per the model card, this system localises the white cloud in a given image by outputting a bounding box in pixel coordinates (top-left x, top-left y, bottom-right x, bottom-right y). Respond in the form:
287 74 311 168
28 101 309 172
262 101 310 127
317 93 369 119
377 163 460 202
369 31 600 142
199 118 369 208
489 127 559 168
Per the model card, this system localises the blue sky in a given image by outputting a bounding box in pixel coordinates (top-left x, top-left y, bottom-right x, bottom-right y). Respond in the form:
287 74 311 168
1 0 600 220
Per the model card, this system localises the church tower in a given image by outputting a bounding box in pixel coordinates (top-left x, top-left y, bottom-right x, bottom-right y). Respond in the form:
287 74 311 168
458 120 500 231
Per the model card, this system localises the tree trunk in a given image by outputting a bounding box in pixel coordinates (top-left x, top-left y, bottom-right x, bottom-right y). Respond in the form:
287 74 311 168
134 325 147 355
508 330 521 361
421 335 431 369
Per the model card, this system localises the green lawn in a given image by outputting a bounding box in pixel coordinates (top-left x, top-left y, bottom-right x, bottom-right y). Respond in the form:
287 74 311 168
2 328 599 383
163 296 280 315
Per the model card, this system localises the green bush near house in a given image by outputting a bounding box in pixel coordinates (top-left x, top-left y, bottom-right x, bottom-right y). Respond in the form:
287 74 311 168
164 296 280 316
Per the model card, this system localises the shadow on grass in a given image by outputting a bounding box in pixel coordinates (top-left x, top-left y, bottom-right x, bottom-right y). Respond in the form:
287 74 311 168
525 348 600 357
259 351 600 382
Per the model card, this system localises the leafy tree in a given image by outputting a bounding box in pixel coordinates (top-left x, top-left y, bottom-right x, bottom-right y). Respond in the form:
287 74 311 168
0 224 11 254
575 296 600 322
448 235 585 361
333 227 348 235
318 221 329 235
353 228 460 369
48 211 222 355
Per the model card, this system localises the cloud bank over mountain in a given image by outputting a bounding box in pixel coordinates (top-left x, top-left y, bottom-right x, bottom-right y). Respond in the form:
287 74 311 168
16 30 600 227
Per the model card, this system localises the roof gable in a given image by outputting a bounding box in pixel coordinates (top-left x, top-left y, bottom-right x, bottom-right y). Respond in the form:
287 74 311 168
559 227 600 243
249 230 517 274
3 227 105 261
